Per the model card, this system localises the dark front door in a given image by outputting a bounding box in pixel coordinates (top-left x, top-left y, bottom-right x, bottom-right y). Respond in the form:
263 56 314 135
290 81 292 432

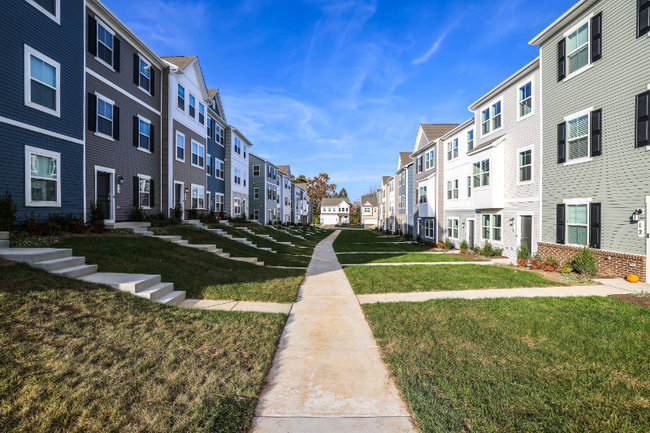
468 220 475 249
521 216 532 252
96 172 111 219
175 184 182 208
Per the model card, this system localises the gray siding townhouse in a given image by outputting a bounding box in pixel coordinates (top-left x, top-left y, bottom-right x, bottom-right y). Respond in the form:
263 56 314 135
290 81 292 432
411 124 459 242
249 153 279 224
1 0 85 223
361 196 378 227
395 152 413 235
531 0 650 280
277 165 293 223
467 58 541 256
387 176 396 232
225 127 252 218
296 183 310 224
379 176 390 230
206 88 227 214
86 0 165 223
161 56 209 218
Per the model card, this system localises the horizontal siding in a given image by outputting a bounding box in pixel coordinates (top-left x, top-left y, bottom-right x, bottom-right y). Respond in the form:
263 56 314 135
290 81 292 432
171 119 208 209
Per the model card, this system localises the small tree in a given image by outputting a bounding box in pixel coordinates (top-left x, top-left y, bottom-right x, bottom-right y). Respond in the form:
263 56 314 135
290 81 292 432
0 188 18 231
87 200 105 227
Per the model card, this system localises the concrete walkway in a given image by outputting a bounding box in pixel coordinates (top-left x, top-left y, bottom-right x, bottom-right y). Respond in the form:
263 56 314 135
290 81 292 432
179 299 292 314
252 231 416 432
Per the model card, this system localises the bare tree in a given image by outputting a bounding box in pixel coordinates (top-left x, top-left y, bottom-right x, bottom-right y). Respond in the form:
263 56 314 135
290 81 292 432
361 186 379 197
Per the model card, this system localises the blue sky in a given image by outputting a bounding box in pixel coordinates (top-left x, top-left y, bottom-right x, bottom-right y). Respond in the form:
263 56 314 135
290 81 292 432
105 0 575 200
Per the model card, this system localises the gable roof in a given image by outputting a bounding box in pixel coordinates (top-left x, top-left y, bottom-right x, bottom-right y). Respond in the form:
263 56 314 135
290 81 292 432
529 0 598 46
382 176 390 185
399 152 412 167
361 196 378 207
321 197 350 206
296 183 307 191
277 165 290 175
161 56 196 70
207 88 227 123
162 55 210 101
421 124 460 142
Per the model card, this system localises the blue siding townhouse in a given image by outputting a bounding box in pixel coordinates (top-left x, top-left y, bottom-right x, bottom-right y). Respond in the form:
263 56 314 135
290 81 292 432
206 88 227 213
0 0 86 223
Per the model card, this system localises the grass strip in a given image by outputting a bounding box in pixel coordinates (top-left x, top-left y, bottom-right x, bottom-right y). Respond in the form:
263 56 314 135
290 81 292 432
337 253 472 264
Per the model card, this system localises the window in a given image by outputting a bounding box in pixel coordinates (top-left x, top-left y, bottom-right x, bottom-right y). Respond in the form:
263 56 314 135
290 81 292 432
567 114 589 160
206 155 211 176
234 137 241 154
447 139 458 160
96 21 114 67
426 150 435 169
364 207 371 213
243 144 247 158
640 0 650 37
189 94 196 118
492 215 502 241
243 172 246 187
191 185 204 209
567 22 589 75
191 141 204 168
215 194 224 212
199 103 205 124
139 57 151 93
177 85 185 110
176 132 185 161
25 46 60 116
253 165 260 176
447 218 459 239
472 159 489 187
467 130 474 151
481 100 502 135
467 176 471 197
519 81 532 118
417 156 423 173
481 214 502 241
138 117 150 150
519 150 532 182
419 186 427 203
26 0 59 22
425 220 435 239
254 209 259 220
234 169 241 185
447 180 458 200
254 188 259 199
96 94 114 138
567 204 588 245
139 176 151 208
207 117 212 138
234 198 241 214
216 126 224 145
25 146 60 207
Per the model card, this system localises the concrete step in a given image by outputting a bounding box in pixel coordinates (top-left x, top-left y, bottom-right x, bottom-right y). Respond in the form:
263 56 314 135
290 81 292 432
258 247 276 253
80 273 161 293
187 244 217 252
184 219 201 225
52 264 98 278
219 220 230 225
156 235 183 242
172 240 189 246
0 232 8 240
0 240 9 249
230 257 258 264
33 256 86 271
277 242 295 246
257 262 265 266
0 248 72 264
136 282 174 301
218 252 231 258
105 222 151 229
157 290 186 306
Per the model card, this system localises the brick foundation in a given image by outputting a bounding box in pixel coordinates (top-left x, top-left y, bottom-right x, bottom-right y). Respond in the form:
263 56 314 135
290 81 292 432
537 242 646 282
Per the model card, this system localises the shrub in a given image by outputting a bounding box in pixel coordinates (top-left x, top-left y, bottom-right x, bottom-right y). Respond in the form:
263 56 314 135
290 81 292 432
443 238 454 249
543 256 560 272
68 220 87 234
517 258 528 267
174 204 183 220
130 206 147 222
404 233 413 241
566 246 598 276
0 188 18 231
200 210 218 224
49 213 81 232
459 240 469 251
494 247 504 256
187 208 199 220
561 264 573 274
416 235 422 243
90 221 104 234
517 243 531 261
87 200 105 226
22 212 44 237
110 228 136 235
480 241 494 257
10 232 58 247
43 222 62 236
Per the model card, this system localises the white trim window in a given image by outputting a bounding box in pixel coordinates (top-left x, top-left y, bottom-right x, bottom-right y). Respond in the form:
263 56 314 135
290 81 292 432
216 125 224 146
473 159 489 187
24 45 60 116
253 165 260 176
481 99 502 135
244 144 247 159
424 219 435 238
467 130 474 151
467 176 472 197
191 141 204 169
447 139 458 160
138 56 152 93
234 169 241 185
234 137 242 155
138 116 151 151
138 174 151 208
447 218 459 239
243 172 247 187
519 149 532 182
207 117 212 138
567 114 589 160
447 180 458 200
215 159 224 180
254 209 259 220
234 198 241 214
254 187 259 199
567 204 588 245
96 93 114 139
191 184 205 209
25 146 60 207
518 81 533 119
96 19 115 68
26 0 60 23
567 22 589 75
177 85 185 110
215 194 224 212
425 149 435 169
482 214 502 242
189 94 196 119
206 154 211 176
418 186 427 204
176 131 185 162
199 102 205 125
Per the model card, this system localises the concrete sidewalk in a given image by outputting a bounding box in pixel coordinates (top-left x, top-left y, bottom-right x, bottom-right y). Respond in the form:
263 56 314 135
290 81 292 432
178 299 292 314
252 231 416 432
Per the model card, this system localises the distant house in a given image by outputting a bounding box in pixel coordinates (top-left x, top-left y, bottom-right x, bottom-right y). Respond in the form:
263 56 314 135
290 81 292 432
225 126 252 218
249 153 279 224
277 165 293 223
206 88 227 215
395 152 413 235
320 198 350 225
361 196 378 227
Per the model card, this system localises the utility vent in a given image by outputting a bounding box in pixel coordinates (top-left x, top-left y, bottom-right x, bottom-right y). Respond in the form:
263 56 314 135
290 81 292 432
629 263 637 268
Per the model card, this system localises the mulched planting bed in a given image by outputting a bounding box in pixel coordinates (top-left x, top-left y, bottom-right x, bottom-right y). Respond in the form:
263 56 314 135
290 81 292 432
609 293 650 309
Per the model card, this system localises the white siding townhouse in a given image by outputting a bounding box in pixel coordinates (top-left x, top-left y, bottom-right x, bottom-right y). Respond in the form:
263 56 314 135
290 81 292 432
320 198 350 225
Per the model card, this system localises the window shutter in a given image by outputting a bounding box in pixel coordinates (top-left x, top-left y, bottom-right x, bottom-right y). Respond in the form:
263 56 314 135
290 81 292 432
589 202 601 249
557 38 566 81
87 93 97 132
114 38 121 72
557 122 566 163
556 204 566 244
636 91 650 148
133 116 139 147
113 106 120 140
150 179 155 208
639 0 650 37
591 109 602 156
150 123 155 153
88 16 97 56
591 13 602 62
133 53 139 85
133 176 139 207
150 68 155 97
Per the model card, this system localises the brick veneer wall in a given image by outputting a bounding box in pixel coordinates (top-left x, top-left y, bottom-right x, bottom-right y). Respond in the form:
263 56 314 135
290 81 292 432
538 242 646 282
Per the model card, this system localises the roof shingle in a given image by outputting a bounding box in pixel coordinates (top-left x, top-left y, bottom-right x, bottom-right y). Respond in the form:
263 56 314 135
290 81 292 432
421 124 460 142
161 56 196 70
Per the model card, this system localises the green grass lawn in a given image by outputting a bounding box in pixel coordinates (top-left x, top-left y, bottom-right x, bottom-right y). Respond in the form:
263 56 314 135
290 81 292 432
0 261 286 433
333 230 427 253
363 297 650 432
337 253 473 264
345 264 565 294
235 224 329 248
57 235 304 302
214 224 315 256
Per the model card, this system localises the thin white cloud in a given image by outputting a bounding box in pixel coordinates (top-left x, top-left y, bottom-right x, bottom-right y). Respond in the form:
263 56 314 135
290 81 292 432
412 31 448 65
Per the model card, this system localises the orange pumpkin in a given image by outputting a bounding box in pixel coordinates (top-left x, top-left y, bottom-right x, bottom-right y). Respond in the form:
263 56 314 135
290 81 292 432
627 274 640 283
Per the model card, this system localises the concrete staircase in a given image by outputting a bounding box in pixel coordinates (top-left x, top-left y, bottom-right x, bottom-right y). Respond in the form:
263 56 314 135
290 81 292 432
0 235 185 306
0 231 9 249
181 220 275 258
105 221 154 236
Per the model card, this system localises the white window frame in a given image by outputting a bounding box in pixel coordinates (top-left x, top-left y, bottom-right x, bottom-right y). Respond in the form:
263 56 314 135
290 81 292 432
446 217 459 239
467 129 474 151
137 114 152 153
254 187 259 199
177 84 185 111
175 131 185 162
25 0 60 24
563 14 593 82
517 146 533 185
254 209 259 220
563 200 591 247
215 125 224 147
199 102 205 125
94 92 115 141
563 107 593 166
24 45 61 117
472 159 490 189
191 183 205 209
215 159 224 180
206 153 212 177
191 140 205 169
137 173 151 209
25 145 61 207
479 96 504 138
207 117 212 138
189 93 196 120
234 137 241 155
481 213 503 243
253 165 260 176
516 76 535 121
137 54 152 95
95 17 115 71
215 193 224 212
